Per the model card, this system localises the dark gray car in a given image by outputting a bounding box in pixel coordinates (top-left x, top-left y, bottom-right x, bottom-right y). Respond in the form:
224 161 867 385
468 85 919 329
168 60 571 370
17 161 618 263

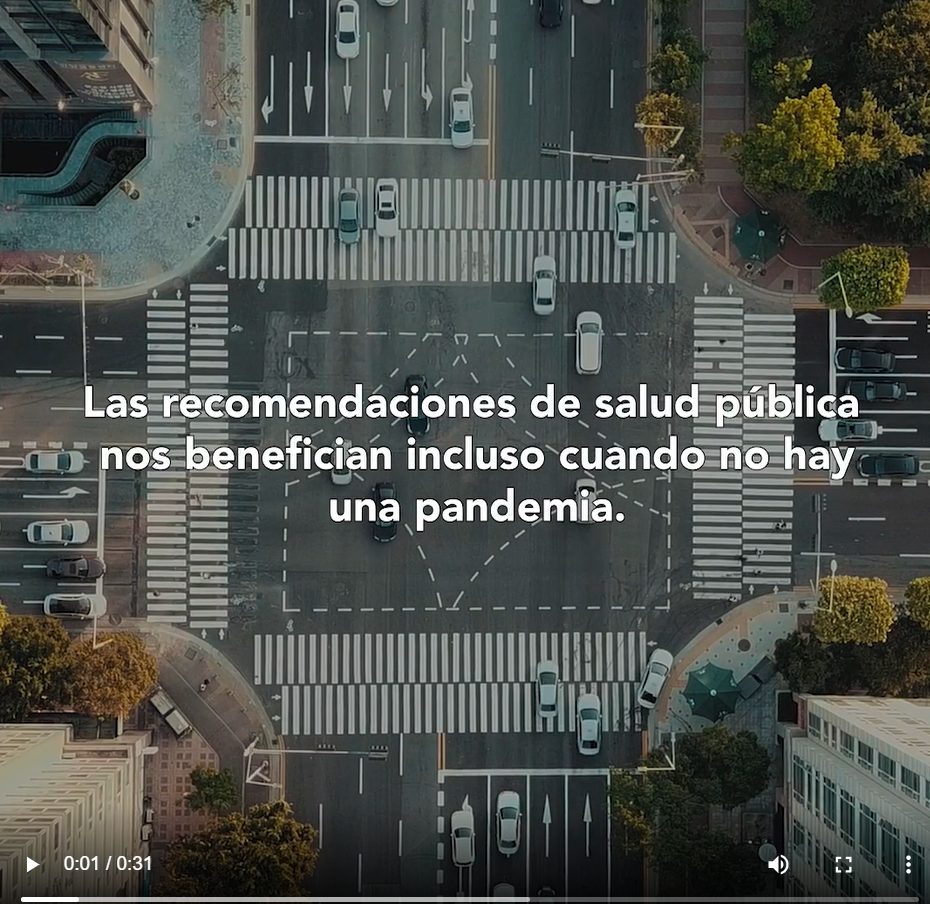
47 555 107 579
337 187 360 244
835 346 895 373
844 380 906 402
856 453 919 478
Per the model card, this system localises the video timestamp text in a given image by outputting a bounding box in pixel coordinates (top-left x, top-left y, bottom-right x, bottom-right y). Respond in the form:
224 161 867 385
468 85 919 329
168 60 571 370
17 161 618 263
63 855 152 871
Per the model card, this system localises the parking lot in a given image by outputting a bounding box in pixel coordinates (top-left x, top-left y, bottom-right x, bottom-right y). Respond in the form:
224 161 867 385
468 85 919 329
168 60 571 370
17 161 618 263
795 310 930 481
0 446 136 619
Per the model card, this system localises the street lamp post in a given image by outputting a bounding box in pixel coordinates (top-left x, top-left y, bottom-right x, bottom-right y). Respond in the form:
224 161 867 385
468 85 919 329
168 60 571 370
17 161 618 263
634 121 686 150
80 271 89 389
816 270 854 319
828 558 838 611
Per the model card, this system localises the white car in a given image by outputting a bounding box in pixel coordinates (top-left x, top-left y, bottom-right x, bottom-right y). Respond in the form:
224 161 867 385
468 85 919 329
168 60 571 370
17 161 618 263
25 450 85 474
574 477 598 522
375 179 399 238
637 648 674 709
536 660 558 718
532 255 556 315
331 439 353 486
496 790 521 856
335 0 360 60
449 87 475 149
614 187 638 249
450 808 475 867
818 419 878 442
26 520 90 546
376 0 398 5
575 311 603 375
44 593 107 620
493 886 516 898
576 693 602 756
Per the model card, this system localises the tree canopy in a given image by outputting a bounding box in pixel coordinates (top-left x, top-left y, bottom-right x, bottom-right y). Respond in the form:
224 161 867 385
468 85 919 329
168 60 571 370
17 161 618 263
812 575 896 644
819 245 909 312
160 800 318 896
0 600 9 638
186 766 240 816
67 633 159 718
635 91 702 169
904 577 930 630
0 616 73 721
774 631 857 694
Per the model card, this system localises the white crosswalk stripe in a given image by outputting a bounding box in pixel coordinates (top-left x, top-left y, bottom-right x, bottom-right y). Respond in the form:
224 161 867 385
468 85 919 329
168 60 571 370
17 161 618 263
691 297 796 600
144 284 232 631
229 177 677 285
254 630 650 736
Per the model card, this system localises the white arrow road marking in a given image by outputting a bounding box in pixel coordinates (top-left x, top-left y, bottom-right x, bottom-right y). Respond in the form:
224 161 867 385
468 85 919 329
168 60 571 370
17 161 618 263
383 53 392 111
857 312 881 323
543 794 552 857
305 52 313 112
262 55 275 123
23 486 91 499
460 0 474 88
420 49 433 110
344 60 352 113
462 794 471 812
583 793 592 857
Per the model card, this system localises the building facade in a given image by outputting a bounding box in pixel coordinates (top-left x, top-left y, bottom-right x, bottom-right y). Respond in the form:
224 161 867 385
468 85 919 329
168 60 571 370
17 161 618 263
0 723 152 902
781 696 930 902
0 0 154 109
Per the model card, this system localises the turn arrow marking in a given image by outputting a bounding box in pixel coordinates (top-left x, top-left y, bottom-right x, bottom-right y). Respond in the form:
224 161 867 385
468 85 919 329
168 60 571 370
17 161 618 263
23 486 90 500
262 55 275 123
583 793 592 857
420 49 433 111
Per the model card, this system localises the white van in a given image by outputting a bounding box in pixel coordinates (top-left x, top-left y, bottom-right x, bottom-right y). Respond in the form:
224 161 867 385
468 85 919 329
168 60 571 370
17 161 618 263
575 311 603 375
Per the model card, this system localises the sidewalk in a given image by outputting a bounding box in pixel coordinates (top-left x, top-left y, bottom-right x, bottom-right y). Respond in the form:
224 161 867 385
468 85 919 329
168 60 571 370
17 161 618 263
113 620 281 845
668 0 930 300
0 0 253 299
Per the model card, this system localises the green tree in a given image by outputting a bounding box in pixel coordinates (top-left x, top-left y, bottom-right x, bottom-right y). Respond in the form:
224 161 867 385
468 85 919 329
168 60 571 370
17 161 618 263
864 0 930 108
686 831 769 895
676 725 771 809
0 616 73 721
819 245 910 313
813 575 897 644
772 56 812 97
0 600 9 639
192 0 235 17
725 86 845 194
904 577 930 630
68 633 159 719
857 616 930 696
635 92 702 169
186 767 240 816
160 800 318 896
758 0 814 29
774 631 855 693
650 31 710 93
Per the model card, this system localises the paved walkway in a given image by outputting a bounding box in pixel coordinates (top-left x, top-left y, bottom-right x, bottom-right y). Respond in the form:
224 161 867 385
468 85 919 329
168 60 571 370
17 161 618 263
0 0 253 299
669 0 930 300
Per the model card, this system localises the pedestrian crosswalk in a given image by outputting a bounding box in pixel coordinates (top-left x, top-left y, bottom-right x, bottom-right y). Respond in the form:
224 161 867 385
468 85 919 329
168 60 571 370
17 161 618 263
255 630 650 736
691 296 796 600
228 176 677 285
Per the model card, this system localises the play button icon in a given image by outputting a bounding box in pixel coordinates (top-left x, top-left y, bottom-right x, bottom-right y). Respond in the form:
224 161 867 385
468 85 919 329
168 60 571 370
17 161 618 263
26 857 39 872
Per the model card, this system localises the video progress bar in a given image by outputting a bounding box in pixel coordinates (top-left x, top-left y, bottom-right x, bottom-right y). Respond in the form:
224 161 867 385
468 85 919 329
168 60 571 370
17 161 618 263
20 898 921 903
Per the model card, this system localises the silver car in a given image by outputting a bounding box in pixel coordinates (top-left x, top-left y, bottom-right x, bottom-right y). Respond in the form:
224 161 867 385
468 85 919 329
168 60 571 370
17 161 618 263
532 255 556 315
331 439 353 486
536 660 559 718
574 477 598 522
817 419 878 442
25 450 85 474
614 187 638 249
450 808 475 867
44 593 107 620
637 648 674 709
495 790 521 856
375 178 399 238
449 87 475 149
576 693 601 756
26 520 90 546
335 0 360 60
575 311 603 375
337 187 361 244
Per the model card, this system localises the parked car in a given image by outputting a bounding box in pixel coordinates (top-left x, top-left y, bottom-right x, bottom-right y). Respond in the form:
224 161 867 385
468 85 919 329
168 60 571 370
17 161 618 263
532 255 556 315
843 380 906 403
493 886 516 898
574 477 598 522
613 188 638 249
536 660 559 718
449 87 475 148
337 187 361 244
450 808 475 867
335 0 360 59
405 374 430 437
375 178 399 238
834 346 895 373
856 453 919 478
331 439 353 486
43 593 106 619
636 648 674 709
495 790 521 856
576 693 602 755
26 520 90 546
46 555 106 579
372 481 398 542
817 419 878 442
575 311 603 375
25 450 85 474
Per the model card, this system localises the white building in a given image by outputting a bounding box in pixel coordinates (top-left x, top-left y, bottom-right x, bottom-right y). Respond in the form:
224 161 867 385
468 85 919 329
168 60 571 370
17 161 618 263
781 696 930 901
0 723 152 901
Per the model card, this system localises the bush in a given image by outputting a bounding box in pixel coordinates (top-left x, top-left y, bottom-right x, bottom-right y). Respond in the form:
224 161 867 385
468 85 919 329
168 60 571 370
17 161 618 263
747 16 778 55
905 578 930 630
813 575 897 645
658 0 691 41
636 91 703 173
650 31 711 93
820 244 910 312
193 0 235 17
759 0 814 29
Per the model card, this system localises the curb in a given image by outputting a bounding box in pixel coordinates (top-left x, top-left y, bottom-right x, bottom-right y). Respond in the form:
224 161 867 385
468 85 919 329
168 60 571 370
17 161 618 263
1 2 255 304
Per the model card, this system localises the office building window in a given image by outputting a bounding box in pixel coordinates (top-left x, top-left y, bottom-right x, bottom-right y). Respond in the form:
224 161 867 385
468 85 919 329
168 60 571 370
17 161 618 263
792 819 805 854
905 837 925 898
878 753 897 785
805 763 813 811
823 776 837 830
840 790 856 846
828 722 837 748
859 803 877 865
839 870 854 898
901 766 920 801
859 879 876 899
809 712 821 739
814 771 821 816
857 741 873 771
840 730 854 759
823 846 836 888
926 777 930 809
815 839 822 874
881 819 900 882
793 756 805 804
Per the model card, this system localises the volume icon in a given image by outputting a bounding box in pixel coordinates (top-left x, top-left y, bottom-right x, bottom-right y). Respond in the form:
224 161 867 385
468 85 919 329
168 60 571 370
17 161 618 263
767 854 790 875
